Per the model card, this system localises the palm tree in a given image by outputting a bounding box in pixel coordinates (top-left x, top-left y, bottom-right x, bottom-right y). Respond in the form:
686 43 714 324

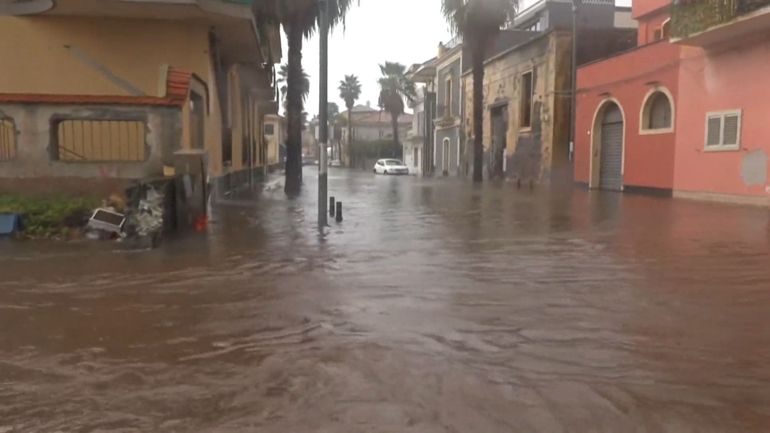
276 64 310 111
263 0 356 196
377 62 415 147
338 74 361 165
442 0 517 182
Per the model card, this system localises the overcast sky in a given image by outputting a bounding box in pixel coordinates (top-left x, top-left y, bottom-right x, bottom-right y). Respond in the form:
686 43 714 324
293 0 632 117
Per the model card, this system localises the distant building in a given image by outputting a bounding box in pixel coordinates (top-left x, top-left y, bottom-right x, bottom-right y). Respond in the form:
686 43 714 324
406 59 437 176
434 39 465 177
0 0 281 195
511 0 636 32
341 104 413 144
459 0 636 183
262 114 286 168
407 37 465 177
404 88 427 175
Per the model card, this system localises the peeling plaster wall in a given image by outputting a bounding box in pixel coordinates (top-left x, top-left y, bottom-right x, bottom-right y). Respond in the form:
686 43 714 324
462 31 571 183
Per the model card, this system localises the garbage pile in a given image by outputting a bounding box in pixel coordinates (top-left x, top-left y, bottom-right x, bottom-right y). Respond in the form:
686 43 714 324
85 193 127 241
128 186 164 238
85 186 167 247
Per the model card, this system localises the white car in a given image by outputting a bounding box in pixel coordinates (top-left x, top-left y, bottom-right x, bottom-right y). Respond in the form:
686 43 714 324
373 159 409 175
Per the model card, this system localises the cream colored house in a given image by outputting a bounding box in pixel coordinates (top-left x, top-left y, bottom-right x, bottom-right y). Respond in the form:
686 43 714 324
0 0 281 194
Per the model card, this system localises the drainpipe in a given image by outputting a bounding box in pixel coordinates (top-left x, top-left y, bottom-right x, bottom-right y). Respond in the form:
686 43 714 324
570 0 581 164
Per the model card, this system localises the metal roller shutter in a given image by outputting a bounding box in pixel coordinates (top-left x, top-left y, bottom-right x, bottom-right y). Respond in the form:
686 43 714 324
600 109 624 191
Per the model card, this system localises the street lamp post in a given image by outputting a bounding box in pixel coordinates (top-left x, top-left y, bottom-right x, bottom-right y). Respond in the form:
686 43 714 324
570 0 581 163
318 0 329 226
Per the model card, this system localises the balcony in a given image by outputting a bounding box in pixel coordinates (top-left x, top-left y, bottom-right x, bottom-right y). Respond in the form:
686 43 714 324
672 0 770 47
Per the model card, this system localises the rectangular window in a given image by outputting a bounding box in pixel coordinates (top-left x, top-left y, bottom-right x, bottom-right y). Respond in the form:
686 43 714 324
445 76 453 116
54 119 146 162
705 110 741 151
520 71 534 129
0 118 17 161
264 124 275 136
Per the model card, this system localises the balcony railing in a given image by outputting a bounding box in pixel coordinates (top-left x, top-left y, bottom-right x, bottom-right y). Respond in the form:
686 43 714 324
672 0 770 38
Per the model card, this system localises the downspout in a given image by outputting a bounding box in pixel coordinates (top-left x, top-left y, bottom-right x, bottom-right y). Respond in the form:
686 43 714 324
569 0 581 164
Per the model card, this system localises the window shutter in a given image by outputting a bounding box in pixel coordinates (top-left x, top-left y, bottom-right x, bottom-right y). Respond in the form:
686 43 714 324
723 114 740 146
706 116 722 146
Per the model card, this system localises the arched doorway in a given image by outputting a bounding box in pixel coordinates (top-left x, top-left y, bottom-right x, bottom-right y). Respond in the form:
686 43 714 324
594 102 624 191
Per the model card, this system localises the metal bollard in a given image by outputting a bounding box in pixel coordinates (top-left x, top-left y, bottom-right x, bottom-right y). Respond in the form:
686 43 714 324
335 201 343 222
329 197 335 217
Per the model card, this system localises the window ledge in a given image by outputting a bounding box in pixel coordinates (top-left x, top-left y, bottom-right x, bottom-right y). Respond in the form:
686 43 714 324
639 127 674 135
703 145 740 153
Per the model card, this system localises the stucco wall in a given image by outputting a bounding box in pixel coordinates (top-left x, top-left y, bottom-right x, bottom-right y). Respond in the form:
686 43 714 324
575 41 680 190
0 16 212 97
0 16 229 177
0 102 180 181
674 39 770 199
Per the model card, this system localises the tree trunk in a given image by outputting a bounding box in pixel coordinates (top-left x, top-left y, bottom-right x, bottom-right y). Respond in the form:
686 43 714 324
346 105 353 167
284 24 304 196
391 111 399 147
472 47 485 183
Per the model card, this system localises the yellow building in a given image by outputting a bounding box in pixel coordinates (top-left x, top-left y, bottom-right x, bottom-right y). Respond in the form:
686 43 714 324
0 0 281 194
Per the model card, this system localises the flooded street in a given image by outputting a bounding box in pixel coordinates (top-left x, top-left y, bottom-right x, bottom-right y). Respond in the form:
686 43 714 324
2 167 770 432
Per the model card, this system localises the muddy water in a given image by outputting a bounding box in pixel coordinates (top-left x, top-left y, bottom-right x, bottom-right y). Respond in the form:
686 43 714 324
2 168 770 432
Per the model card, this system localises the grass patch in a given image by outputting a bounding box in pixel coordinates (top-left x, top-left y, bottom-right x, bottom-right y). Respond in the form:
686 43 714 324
0 195 100 238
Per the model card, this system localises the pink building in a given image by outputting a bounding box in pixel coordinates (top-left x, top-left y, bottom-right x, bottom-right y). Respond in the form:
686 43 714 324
672 0 770 203
576 0 770 204
575 0 679 193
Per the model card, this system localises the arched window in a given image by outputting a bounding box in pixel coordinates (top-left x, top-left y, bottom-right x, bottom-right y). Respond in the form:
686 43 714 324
641 90 674 133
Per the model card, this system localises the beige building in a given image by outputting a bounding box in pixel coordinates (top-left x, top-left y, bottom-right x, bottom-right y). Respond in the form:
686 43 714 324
463 31 573 182
0 0 281 194
263 114 286 168
462 27 635 183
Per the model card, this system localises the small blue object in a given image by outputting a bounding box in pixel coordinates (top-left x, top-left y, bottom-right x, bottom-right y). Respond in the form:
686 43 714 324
0 213 21 236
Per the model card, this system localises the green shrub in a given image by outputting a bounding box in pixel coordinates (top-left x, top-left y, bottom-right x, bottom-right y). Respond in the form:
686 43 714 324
0 195 100 238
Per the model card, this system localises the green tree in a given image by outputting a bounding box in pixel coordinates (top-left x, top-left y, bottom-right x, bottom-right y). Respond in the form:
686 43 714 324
442 0 517 182
276 64 310 112
377 62 415 147
260 0 357 196
338 74 362 164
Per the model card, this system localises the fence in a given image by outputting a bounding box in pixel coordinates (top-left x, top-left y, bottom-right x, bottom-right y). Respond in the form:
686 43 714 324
54 119 146 162
0 118 16 161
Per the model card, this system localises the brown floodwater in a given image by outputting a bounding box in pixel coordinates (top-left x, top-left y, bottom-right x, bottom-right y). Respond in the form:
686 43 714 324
2 167 770 432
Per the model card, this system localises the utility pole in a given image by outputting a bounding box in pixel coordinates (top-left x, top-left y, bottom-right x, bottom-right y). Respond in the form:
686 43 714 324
570 0 581 163
318 0 329 226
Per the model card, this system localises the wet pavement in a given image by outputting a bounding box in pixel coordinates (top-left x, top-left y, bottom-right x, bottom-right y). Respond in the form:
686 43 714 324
2 167 770 432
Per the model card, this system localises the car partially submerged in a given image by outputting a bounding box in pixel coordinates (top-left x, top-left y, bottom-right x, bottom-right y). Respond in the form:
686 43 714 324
373 159 409 175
